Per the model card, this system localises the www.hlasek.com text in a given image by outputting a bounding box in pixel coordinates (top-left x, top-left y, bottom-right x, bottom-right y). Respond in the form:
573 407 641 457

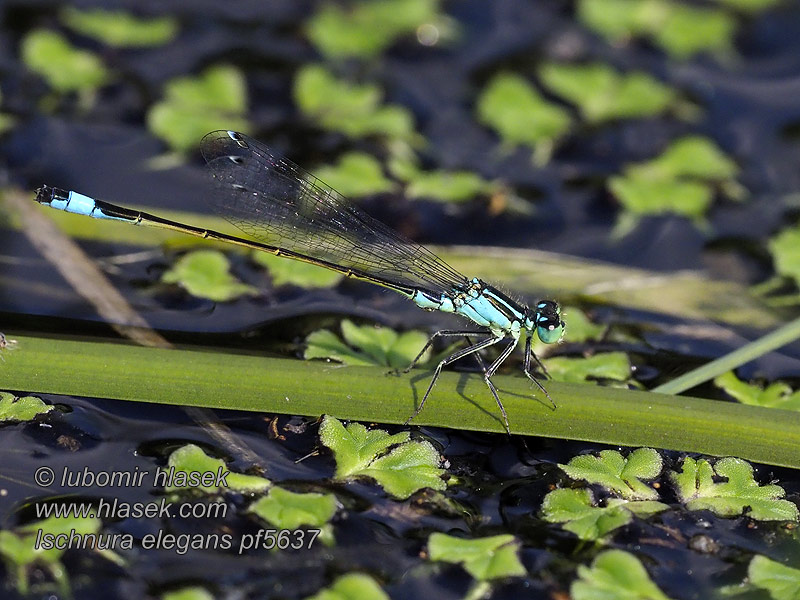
35 496 227 520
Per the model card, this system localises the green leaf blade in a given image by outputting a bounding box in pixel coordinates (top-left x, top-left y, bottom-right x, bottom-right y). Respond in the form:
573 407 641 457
319 415 410 477
312 153 396 198
22 29 110 94
360 440 446 498
541 488 634 541
560 449 662 500
572 550 673 600
304 320 428 369
320 416 443 498
160 250 258 302
306 0 440 60
427 533 526 581
249 487 337 529
539 62 676 124
294 65 417 142
476 73 571 164
146 65 250 153
6 335 800 469
165 444 270 494
61 8 178 47
306 573 389 600
0 392 52 422
748 555 800 600
670 456 799 521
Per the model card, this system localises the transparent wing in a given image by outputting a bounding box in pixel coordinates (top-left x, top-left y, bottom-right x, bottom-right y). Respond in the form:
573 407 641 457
200 130 468 295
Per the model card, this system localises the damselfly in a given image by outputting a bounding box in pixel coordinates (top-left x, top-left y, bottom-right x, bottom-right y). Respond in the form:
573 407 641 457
34 130 565 432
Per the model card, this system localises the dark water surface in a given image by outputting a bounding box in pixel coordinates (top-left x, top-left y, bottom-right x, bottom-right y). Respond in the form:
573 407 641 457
1 1 800 599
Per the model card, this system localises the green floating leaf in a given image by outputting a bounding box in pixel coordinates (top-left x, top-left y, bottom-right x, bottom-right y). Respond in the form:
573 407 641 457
748 555 800 600
715 372 800 411
304 329 374 366
543 489 631 540
560 448 663 500
21 29 110 93
541 488 667 541
249 486 337 545
312 152 397 198
476 72 571 165
610 136 742 229
545 352 632 384
769 226 800 288
427 533 526 581
577 0 736 60
61 7 178 47
304 319 429 369
386 154 419 181
252 252 343 288
0 113 15 135
671 456 798 520
249 486 337 529
627 136 739 182
538 62 676 124
162 588 215 600
655 4 736 59
572 550 673 600
164 443 270 494
610 175 713 220
294 65 416 142
320 415 410 475
0 514 102 595
161 249 258 302
389 155 495 203
307 0 440 60
0 391 52 422
576 0 648 41
359 440 447 499
1 515 100 567
146 64 250 153
0 89 15 135
557 307 605 343
319 415 445 499
306 573 389 600
405 170 492 203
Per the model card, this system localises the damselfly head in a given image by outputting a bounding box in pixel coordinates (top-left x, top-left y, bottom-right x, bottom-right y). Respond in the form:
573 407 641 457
0 333 17 361
532 300 565 344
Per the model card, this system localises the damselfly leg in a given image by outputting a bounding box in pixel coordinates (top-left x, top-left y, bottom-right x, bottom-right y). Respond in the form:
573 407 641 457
404 334 504 428
399 329 490 374
402 330 553 431
481 337 522 433
523 335 556 409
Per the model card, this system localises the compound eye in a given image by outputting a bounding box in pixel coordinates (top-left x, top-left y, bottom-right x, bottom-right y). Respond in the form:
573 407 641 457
537 321 564 344
534 300 565 343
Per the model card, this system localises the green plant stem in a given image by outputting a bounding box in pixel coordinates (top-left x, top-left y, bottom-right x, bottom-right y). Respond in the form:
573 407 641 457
652 314 800 395
4 334 800 469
